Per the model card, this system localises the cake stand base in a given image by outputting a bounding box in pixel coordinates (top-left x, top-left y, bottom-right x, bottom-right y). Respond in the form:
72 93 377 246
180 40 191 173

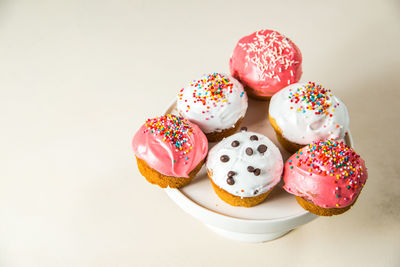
205 224 291 243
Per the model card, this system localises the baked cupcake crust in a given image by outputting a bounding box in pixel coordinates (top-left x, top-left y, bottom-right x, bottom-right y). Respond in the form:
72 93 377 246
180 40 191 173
209 174 273 207
136 156 204 188
295 196 357 216
243 86 272 101
205 117 244 142
269 114 304 153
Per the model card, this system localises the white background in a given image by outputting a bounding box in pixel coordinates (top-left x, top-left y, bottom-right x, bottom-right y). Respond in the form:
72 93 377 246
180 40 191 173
1 0 399 266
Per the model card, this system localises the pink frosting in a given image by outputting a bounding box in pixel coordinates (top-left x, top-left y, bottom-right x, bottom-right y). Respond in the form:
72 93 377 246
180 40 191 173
132 114 208 178
229 29 302 97
283 139 367 208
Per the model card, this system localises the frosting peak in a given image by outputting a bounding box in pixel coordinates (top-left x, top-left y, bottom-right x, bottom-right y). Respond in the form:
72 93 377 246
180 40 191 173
144 115 193 151
180 73 234 105
269 82 350 145
288 82 333 116
177 73 248 133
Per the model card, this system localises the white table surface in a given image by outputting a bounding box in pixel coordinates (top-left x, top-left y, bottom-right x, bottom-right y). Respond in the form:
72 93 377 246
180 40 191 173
1 0 399 266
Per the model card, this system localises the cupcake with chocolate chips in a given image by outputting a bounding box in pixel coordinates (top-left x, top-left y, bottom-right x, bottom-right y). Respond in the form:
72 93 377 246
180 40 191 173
206 128 283 207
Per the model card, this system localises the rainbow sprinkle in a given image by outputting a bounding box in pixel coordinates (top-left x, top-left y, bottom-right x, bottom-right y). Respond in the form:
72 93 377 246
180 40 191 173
144 114 193 155
288 139 366 206
292 140 364 179
178 73 234 114
288 82 339 116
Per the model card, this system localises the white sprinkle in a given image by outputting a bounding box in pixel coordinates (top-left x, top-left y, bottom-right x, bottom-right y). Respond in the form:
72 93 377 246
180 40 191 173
240 30 295 80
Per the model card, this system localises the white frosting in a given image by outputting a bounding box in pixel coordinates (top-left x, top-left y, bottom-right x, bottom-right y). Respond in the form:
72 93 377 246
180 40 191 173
176 73 248 134
206 131 283 198
269 82 350 145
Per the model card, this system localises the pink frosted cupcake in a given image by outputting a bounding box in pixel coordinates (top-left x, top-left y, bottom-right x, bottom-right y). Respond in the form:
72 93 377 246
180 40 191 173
283 139 368 216
229 29 302 99
132 114 208 188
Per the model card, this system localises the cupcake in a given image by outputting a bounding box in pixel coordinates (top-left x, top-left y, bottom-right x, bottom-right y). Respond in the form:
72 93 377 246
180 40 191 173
132 114 208 188
206 129 283 207
269 82 350 153
283 139 368 216
229 29 302 100
176 73 248 142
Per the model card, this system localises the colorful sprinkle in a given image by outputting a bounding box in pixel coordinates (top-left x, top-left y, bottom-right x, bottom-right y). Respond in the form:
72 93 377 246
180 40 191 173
144 114 194 164
288 82 336 116
178 73 235 116
295 139 365 207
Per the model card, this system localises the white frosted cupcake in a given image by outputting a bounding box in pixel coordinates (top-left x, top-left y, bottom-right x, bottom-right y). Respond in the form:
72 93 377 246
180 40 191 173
269 82 350 153
177 73 248 142
206 129 283 207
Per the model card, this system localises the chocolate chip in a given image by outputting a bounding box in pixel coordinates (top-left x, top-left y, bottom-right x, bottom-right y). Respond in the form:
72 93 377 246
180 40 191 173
227 171 236 177
240 126 247 132
257 144 268 153
220 155 229 162
254 190 259 195
254 168 261 176
231 140 240 147
247 166 255 172
250 135 258 141
245 147 253 155
227 177 235 185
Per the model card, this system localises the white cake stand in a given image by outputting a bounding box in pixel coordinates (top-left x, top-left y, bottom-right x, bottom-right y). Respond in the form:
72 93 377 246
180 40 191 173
164 98 353 242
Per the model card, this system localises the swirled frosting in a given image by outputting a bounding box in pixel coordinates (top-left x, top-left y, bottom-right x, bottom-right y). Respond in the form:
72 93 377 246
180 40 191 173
229 29 302 97
269 82 350 145
206 130 283 198
132 114 208 178
176 73 248 134
283 139 368 208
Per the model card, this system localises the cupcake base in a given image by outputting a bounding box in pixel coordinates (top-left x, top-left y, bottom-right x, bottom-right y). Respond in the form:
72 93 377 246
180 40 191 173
206 117 244 142
136 156 204 188
268 115 305 153
295 196 356 216
244 86 272 101
208 173 273 207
